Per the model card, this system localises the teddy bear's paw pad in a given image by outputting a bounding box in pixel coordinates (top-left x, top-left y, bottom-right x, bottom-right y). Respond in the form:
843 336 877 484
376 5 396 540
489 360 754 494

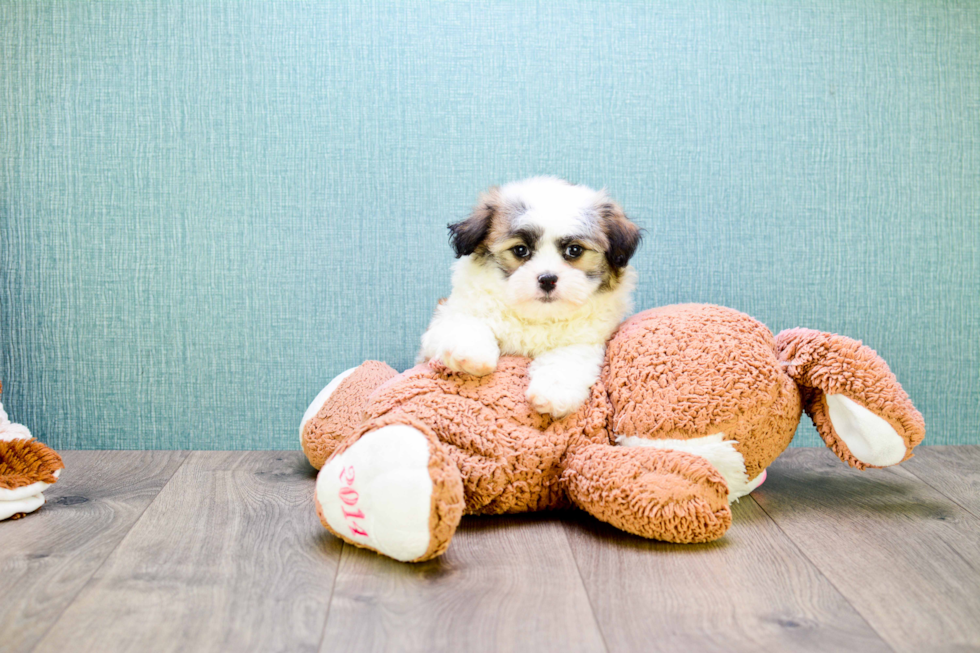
825 394 907 467
316 425 434 562
299 367 359 437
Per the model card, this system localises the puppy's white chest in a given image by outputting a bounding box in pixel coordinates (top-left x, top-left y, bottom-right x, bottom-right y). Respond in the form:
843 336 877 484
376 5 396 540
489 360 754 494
490 313 605 357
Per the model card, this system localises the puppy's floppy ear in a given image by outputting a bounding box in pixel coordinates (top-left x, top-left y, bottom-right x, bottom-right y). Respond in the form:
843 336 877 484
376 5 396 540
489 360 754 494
598 200 642 269
448 190 498 258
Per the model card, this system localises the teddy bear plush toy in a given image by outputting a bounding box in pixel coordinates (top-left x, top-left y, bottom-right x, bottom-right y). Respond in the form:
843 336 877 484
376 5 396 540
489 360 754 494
300 304 924 562
0 382 64 521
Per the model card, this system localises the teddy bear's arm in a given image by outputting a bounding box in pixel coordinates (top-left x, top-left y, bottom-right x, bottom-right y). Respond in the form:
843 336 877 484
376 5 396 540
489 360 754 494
561 443 732 543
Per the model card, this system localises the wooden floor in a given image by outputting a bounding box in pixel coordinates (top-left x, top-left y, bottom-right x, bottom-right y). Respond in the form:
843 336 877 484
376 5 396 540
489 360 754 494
1 447 978 653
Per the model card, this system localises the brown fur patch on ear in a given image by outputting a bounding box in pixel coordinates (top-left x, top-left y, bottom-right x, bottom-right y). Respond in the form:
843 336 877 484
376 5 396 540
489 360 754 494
598 200 641 269
448 189 501 258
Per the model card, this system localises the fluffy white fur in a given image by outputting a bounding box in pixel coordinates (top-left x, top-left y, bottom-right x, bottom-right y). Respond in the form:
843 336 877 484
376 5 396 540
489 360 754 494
419 177 638 417
526 343 607 417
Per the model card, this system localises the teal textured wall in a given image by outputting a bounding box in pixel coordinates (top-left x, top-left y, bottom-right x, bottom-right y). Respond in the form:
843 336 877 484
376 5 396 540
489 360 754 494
1 1 977 450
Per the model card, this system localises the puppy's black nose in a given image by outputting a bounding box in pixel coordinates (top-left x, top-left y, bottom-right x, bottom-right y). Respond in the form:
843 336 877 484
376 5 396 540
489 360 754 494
538 273 558 292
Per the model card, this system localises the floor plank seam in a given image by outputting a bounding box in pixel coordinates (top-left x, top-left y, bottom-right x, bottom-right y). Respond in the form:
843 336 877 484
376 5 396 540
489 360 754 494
26 450 193 653
315 541 346 653
745 495 899 653
560 521 611 653
899 466 980 522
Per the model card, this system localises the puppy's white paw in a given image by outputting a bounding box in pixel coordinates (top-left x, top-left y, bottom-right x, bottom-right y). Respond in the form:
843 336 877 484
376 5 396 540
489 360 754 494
526 374 591 418
438 339 499 376
525 343 604 417
420 311 501 376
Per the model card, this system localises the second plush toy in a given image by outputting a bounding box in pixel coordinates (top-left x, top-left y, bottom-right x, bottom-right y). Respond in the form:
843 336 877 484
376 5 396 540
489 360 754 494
0 382 64 521
300 304 924 562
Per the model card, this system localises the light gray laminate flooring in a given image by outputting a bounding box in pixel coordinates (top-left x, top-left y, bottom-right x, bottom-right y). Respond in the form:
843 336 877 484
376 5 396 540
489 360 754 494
1 447 978 652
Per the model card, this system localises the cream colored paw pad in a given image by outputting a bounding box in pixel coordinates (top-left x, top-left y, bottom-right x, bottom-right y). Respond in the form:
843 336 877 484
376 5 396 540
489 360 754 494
316 425 433 562
826 394 907 467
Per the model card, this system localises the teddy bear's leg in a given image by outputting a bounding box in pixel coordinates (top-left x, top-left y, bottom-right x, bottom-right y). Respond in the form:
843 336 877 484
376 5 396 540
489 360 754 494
314 414 465 562
615 432 768 502
300 361 399 469
776 328 926 469
561 443 732 543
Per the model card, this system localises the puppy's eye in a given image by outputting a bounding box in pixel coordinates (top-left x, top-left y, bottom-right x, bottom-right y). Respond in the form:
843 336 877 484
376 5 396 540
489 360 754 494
511 245 530 259
563 244 584 260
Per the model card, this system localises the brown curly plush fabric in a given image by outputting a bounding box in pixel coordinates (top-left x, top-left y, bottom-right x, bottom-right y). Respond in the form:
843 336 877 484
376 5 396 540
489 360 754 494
0 439 64 490
310 356 735 556
301 361 399 469
364 358 564 515
604 304 803 480
562 444 732 542
775 328 926 469
304 303 925 560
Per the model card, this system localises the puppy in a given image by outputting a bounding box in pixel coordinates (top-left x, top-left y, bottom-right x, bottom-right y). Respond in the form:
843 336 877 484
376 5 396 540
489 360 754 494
418 177 641 417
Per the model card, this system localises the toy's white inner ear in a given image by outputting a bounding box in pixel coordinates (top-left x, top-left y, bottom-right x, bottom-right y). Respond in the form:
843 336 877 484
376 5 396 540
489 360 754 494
825 394 906 467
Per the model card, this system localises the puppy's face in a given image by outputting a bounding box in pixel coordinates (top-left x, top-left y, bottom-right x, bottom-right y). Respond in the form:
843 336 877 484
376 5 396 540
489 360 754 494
448 177 641 316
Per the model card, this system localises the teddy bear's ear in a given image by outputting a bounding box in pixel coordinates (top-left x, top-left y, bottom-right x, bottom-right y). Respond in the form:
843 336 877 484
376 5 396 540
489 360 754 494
597 199 642 269
448 190 499 258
